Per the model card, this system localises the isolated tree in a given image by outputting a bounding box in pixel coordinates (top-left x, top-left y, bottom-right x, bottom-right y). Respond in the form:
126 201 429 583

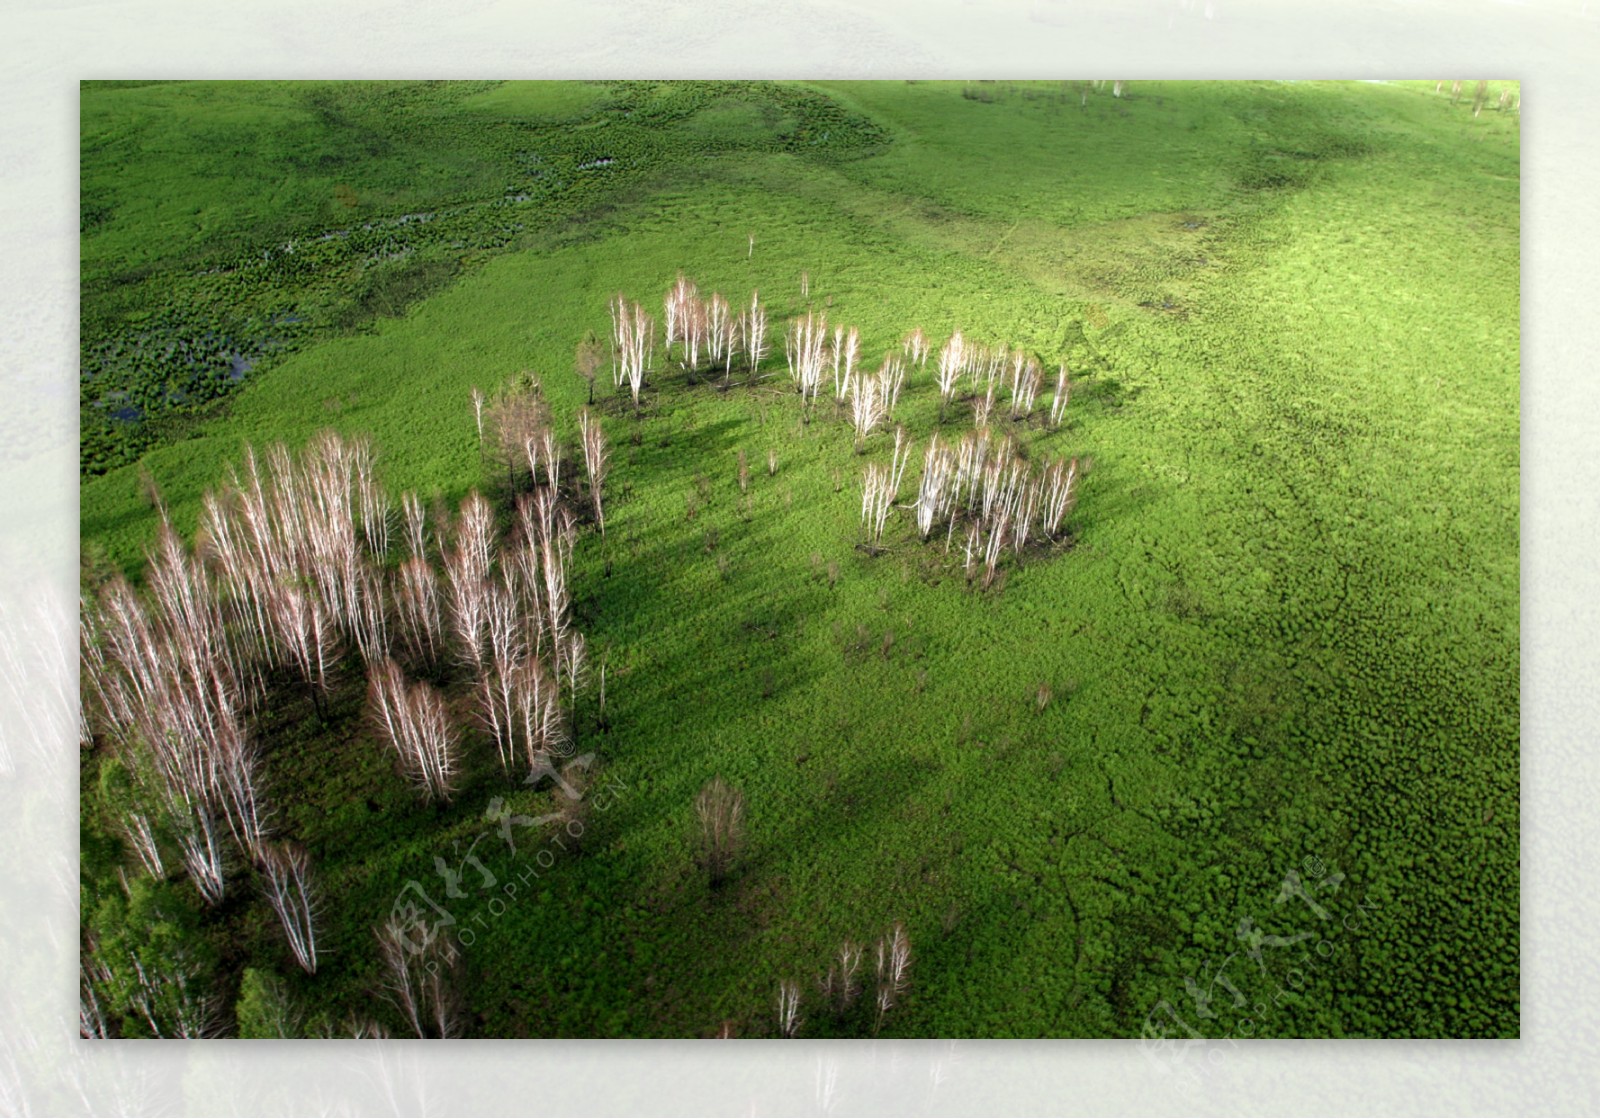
575 329 604 406
695 776 746 888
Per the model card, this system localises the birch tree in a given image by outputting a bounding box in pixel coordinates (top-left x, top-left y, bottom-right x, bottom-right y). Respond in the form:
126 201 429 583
260 842 319 974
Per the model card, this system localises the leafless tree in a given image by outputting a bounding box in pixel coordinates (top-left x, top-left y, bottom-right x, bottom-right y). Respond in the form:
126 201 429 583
611 295 655 408
1040 456 1080 538
874 922 912 1033
480 575 526 772
1008 352 1043 420
579 409 609 536
707 291 732 376
471 386 485 443
442 492 495 673
860 428 912 554
394 557 442 667
513 652 565 770
486 372 551 494
777 979 803 1038
1048 365 1071 429
377 917 462 1039
914 436 957 541
401 491 428 560
357 460 391 561
260 841 319 974
746 292 769 376
902 327 929 375
935 331 967 422
819 939 863 1018
368 658 458 803
695 776 746 888
785 310 829 406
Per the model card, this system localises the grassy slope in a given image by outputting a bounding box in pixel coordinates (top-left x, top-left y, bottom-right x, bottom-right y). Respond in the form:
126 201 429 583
79 80 1519 1037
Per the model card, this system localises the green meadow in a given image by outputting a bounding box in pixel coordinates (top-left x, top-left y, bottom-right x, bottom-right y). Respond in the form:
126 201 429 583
79 79 1519 1038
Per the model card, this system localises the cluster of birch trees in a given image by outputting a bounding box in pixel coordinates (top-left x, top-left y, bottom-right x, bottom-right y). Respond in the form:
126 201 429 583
934 330 1069 429
607 275 772 406
860 425 1082 586
773 921 913 1038
82 386 607 1030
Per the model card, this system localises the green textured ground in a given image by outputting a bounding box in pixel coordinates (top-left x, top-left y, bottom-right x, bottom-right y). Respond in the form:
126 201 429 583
80 79 1519 1038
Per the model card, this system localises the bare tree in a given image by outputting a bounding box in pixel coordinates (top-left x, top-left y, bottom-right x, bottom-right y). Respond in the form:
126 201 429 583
611 295 655 408
902 327 929 376
368 658 458 803
486 372 551 494
819 939 863 1019
935 331 966 422
394 556 442 666
746 292 768 376
874 923 912 1033
784 310 829 407
1048 365 1071 429
1008 352 1043 420
914 435 957 542
442 492 495 673
401 491 428 560
579 409 610 536
777 979 803 1038
377 917 463 1039
860 428 912 554
480 575 526 772
260 842 319 974
695 776 746 888
1040 456 1080 539
512 652 565 771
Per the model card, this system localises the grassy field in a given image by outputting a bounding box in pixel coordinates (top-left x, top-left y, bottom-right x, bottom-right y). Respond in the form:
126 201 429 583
79 79 1519 1038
